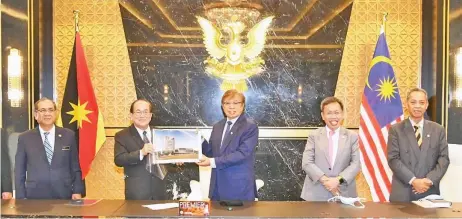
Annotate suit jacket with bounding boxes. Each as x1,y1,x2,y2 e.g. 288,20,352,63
1,128,12,193
387,119,450,202
202,114,259,201
301,127,360,201
14,127,84,199
114,124,166,200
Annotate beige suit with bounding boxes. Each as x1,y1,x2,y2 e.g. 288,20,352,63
387,119,449,202
301,127,360,201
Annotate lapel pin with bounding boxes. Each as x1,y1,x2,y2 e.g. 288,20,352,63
427,134,430,137
231,132,233,135
58,134,62,138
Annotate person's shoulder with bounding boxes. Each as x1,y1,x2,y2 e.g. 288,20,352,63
390,119,407,130
342,127,357,137
18,129,37,138
307,127,324,138
115,126,132,138
57,127,76,135
243,115,257,126
425,120,445,131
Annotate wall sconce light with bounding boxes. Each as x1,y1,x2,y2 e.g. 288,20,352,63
163,84,169,102
7,48,23,107
297,84,303,103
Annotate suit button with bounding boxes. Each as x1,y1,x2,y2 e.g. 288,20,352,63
329,168,331,170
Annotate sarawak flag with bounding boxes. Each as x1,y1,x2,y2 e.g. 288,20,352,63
60,32,106,179
358,25,404,202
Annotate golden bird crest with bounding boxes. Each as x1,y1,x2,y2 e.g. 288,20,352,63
196,15,274,91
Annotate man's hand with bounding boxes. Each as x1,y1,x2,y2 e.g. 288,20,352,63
323,177,340,192
141,143,154,156
330,188,340,196
196,156,211,167
72,194,82,200
320,175,340,194
411,178,431,194
423,178,433,185
2,192,12,199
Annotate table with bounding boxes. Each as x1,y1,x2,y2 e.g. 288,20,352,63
2,199,462,218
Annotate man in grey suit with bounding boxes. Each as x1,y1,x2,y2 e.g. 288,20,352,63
388,88,449,202
15,98,83,199
301,97,360,201
114,99,167,200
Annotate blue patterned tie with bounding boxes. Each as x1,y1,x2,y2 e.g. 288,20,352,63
44,132,53,164
221,121,233,148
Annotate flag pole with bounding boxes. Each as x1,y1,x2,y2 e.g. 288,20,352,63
73,10,80,33
382,12,388,33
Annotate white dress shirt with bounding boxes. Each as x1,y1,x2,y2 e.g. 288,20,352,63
39,125,56,154
136,126,152,160
409,118,424,139
407,118,431,185
211,116,240,168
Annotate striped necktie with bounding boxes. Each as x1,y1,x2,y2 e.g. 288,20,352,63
44,132,53,164
414,125,422,147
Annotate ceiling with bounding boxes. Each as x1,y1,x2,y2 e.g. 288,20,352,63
118,0,353,60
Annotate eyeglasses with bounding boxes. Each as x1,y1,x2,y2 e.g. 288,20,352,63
223,102,242,106
133,111,151,116
36,108,56,113
325,111,342,116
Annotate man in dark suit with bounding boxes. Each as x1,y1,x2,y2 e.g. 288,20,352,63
114,99,167,200
15,98,83,199
1,128,13,199
197,89,259,201
388,88,450,202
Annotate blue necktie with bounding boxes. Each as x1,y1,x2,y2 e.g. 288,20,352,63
44,132,53,164
221,121,233,147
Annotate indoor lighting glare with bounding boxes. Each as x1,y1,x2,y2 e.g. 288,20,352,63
7,48,23,107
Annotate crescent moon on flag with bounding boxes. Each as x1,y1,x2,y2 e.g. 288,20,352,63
366,56,393,90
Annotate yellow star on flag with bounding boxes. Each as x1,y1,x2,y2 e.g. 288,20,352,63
375,76,398,102
66,99,93,128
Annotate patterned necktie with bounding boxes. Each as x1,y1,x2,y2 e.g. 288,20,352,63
328,130,335,168
143,130,167,180
142,131,149,144
44,132,53,164
221,121,233,148
414,125,422,147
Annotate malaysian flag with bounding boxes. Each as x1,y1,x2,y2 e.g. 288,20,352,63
359,25,404,202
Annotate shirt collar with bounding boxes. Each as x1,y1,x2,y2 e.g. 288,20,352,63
325,126,340,135
409,118,424,128
135,125,150,134
227,115,240,124
39,125,55,135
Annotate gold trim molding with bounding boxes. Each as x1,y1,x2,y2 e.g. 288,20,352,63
104,127,329,139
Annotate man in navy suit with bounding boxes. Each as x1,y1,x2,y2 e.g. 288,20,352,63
15,98,83,199
197,89,259,201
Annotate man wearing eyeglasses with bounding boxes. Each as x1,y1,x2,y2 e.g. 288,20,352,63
15,98,84,199
301,97,360,201
114,99,167,200
197,89,259,201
